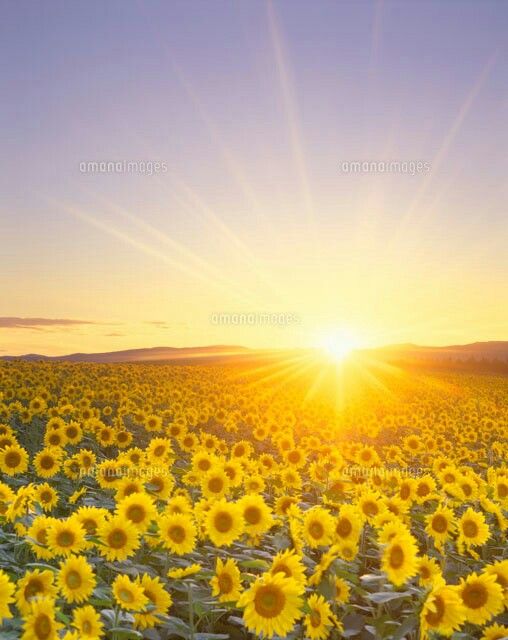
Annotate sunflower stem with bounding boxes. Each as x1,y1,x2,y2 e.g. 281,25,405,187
187,583,195,639
112,605,120,640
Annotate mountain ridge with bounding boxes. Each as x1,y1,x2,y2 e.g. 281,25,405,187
1,341,508,363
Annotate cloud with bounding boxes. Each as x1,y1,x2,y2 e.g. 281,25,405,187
104,332,125,337
0,317,96,330
145,321,189,329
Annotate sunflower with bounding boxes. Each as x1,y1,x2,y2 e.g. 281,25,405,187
334,504,363,545
275,495,299,516
46,516,86,557
0,443,29,476
158,512,197,554
146,437,173,462
308,545,342,586
201,467,231,499
284,447,307,468
26,516,56,560
420,580,465,639
458,572,504,625
57,555,96,603
334,577,350,604
33,484,59,512
76,449,96,472
75,506,108,544
0,482,14,516
309,461,329,485
115,476,145,500
244,473,266,494
223,459,244,487
377,518,411,544
116,492,156,532
258,454,276,475
112,574,148,612
481,623,508,640
269,549,306,586
96,460,123,490
63,421,83,444
97,514,140,561
0,434,16,451
381,533,419,586
303,507,335,548
44,428,65,448
72,605,104,639
238,494,274,537
192,450,216,474
179,432,199,452
134,574,172,629
34,448,63,478
167,563,202,579
493,477,508,506
116,429,133,449
357,490,386,522
280,467,302,491
383,496,409,518
145,473,173,500
0,569,15,620
144,414,163,433
182,470,200,487
0,423,14,437
238,572,303,639
21,598,62,640
397,477,415,504
417,555,442,587
403,434,422,454
304,593,339,640
69,487,87,505
425,505,456,549
231,440,252,460
205,499,244,547
456,476,480,502
414,475,438,504
5,484,35,522
457,507,490,552
160,497,188,518
210,558,242,603
97,425,116,447
29,396,46,414
63,458,82,481
484,559,508,605
16,569,57,614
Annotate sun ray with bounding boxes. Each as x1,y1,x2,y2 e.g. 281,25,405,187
51,200,266,308
396,50,499,233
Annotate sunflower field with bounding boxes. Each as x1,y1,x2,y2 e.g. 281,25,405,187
0,360,507,640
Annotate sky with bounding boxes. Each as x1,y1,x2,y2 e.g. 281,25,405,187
1,1,507,356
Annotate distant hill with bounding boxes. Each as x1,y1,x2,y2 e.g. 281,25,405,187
362,341,508,362
0,345,253,364
1,341,508,368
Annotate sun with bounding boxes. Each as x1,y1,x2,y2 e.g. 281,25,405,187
317,329,361,362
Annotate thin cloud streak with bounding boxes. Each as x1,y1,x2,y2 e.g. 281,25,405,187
0,317,96,329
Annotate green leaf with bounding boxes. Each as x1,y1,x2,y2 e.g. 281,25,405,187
367,590,413,604
107,629,143,639
390,614,418,640
342,613,366,637
161,616,193,639
239,559,269,570
56,611,71,625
